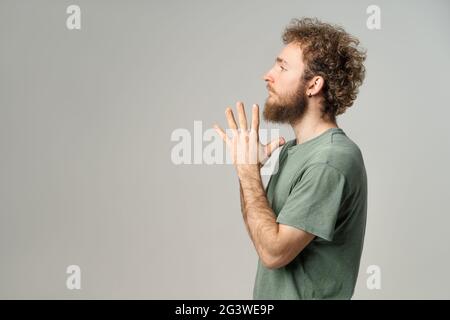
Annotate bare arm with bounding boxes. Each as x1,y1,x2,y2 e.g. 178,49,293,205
238,170,280,268
239,182,252,240
240,172,315,269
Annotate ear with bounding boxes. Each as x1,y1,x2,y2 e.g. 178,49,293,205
306,76,325,97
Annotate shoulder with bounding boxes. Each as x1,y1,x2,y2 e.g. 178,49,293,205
309,133,366,181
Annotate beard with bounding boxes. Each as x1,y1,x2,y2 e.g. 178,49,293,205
263,80,308,124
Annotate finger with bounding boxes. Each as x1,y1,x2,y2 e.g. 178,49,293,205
236,101,248,131
213,124,230,145
225,108,239,135
266,137,286,156
251,104,259,132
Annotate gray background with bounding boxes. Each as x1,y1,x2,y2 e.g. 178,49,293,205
1,0,449,299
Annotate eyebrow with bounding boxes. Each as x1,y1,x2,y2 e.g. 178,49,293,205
276,57,289,66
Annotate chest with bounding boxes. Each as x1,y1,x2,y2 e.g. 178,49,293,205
266,153,307,215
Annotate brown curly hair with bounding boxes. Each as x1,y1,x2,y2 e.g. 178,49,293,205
282,18,367,121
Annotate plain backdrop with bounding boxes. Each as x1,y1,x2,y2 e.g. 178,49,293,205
1,0,450,299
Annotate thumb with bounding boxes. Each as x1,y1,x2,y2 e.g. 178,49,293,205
266,136,286,156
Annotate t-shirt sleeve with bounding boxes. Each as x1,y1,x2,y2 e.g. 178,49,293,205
275,163,347,241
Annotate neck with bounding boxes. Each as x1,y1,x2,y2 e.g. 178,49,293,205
290,107,338,145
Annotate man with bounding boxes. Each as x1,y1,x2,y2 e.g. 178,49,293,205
213,18,367,299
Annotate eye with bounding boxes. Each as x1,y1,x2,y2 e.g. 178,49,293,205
279,65,287,71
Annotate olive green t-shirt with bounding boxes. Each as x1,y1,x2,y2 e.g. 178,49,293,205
253,128,367,300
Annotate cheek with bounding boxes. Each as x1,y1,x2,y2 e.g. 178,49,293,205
284,76,302,94
275,77,297,96
272,71,300,94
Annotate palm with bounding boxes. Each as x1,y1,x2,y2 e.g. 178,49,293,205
214,101,285,167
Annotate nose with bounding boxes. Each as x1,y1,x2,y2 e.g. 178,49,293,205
263,70,273,83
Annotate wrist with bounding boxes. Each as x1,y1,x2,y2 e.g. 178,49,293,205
238,165,262,183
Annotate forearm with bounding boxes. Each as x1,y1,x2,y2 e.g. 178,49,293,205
239,171,279,264
239,183,254,242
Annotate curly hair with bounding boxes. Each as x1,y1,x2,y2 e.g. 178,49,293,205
282,18,367,120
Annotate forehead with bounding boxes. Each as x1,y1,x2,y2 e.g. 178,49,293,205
278,42,303,68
